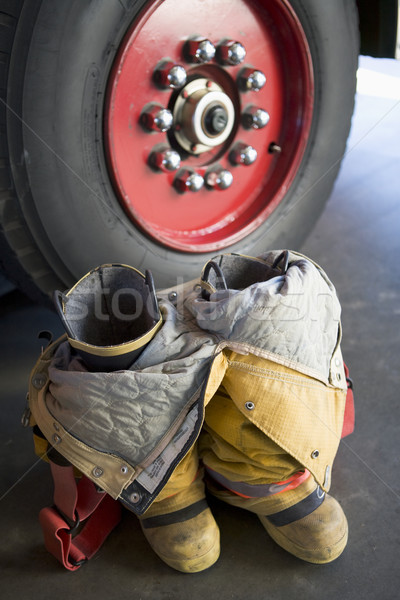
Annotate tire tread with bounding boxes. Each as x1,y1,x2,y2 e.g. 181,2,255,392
0,0,61,302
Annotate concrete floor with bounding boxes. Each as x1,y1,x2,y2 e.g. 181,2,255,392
1,55,400,599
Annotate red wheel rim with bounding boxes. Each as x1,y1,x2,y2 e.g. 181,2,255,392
105,0,314,252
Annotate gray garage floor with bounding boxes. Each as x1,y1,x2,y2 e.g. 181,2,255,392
1,55,400,599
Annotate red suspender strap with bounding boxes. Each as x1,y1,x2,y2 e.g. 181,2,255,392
341,363,355,438
39,462,122,571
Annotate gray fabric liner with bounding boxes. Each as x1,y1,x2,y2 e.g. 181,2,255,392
46,250,343,475
63,265,157,346
47,302,216,467
191,251,341,379
205,254,281,291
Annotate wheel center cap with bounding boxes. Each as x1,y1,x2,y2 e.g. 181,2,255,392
204,105,229,135
172,78,235,154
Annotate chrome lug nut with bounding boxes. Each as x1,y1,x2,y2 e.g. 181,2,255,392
140,103,173,132
238,67,266,92
229,142,258,166
174,169,204,193
149,146,181,172
205,167,234,190
242,106,270,129
167,65,187,88
154,59,187,89
217,40,246,65
184,37,216,63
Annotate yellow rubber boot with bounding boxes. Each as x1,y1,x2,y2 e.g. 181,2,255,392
139,448,220,573
259,493,348,564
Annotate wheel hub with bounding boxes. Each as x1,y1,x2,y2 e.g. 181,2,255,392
172,78,235,154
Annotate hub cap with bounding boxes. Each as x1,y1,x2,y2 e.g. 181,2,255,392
105,0,314,252
173,78,235,153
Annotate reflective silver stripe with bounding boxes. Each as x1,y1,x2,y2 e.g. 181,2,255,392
206,467,308,498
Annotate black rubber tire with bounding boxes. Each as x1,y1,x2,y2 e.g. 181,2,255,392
0,0,359,295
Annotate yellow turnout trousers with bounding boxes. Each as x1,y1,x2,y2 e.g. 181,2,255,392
148,346,345,518
199,381,318,515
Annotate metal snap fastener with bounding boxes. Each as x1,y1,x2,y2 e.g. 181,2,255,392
311,449,320,459
53,422,60,431
129,492,141,504
121,465,129,475
52,434,61,444
168,291,178,301
92,466,104,478
245,401,255,411
32,374,47,389
336,373,342,381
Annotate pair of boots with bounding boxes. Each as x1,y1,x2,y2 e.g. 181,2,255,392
139,382,348,573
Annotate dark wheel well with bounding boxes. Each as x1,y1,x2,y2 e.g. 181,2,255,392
357,0,398,58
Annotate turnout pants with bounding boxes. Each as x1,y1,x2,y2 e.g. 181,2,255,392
147,347,344,518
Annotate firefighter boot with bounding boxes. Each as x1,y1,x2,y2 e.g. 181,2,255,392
139,448,220,573
207,475,347,564
258,492,348,564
